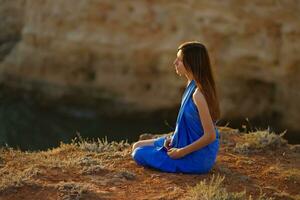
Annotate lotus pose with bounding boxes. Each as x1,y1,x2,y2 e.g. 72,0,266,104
131,41,221,174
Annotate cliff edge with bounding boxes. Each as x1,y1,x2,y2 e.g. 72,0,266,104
0,126,299,200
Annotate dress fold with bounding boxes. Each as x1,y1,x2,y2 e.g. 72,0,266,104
132,80,220,174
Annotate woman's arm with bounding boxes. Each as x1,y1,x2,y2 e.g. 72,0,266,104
181,89,216,156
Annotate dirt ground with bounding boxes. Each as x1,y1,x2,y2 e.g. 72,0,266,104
0,126,299,200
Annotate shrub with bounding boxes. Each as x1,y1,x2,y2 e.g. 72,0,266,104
186,174,273,200
72,132,130,153
234,129,287,154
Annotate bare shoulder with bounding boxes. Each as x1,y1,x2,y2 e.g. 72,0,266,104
192,88,207,107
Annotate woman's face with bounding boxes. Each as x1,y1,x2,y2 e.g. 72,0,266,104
173,49,188,76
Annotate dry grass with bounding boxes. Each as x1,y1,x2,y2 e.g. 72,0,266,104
1,127,298,200
281,168,300,182
234,128,288,154
0,147,42,192
72,133,131,153
0,165,42,192
55,181,90,200
186,174,274,200
0,135,132,194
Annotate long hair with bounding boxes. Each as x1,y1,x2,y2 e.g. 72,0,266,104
178,41,221,122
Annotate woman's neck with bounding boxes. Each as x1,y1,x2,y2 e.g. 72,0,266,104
185,73,194,85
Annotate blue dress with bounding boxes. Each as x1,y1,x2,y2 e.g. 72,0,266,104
131,80,220,174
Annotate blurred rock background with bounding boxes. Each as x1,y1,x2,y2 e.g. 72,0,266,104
0,0,299,149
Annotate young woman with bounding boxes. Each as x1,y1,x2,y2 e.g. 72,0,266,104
131,41,221,174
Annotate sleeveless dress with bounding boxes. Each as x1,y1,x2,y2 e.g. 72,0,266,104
131,79,220,174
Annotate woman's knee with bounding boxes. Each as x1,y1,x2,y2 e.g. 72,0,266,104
131,147,139,158
132,141,143,151
131,147,145,165
132,139,155,151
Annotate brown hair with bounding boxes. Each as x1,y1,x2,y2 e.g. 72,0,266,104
178,41,221,122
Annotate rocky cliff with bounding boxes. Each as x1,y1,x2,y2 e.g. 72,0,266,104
0,0,300,130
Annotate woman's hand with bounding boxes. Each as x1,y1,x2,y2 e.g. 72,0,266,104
167,148,187,159
163,136,172,150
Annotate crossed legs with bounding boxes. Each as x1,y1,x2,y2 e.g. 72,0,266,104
131,138,156,152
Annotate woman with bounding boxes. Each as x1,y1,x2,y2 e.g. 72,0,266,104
131,41,221,174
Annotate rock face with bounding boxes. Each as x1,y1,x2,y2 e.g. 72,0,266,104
0,1,299,130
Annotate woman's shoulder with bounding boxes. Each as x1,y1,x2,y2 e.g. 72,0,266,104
192,88,205,103
192,88,211,112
